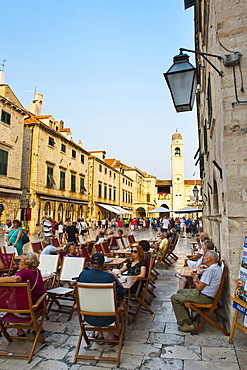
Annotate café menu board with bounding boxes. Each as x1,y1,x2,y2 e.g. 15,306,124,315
235,236,247,305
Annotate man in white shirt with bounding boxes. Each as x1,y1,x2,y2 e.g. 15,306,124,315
4,219,13,245
41,238,57,255
161,217,169,232
171,250,222,332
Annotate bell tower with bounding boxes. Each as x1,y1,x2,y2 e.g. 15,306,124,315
171,131,185,211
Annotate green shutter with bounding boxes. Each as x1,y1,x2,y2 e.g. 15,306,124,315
207,74,212,128
0,149,8,175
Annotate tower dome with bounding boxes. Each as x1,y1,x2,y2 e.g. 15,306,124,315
172,132,182,140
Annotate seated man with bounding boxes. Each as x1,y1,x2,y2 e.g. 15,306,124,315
77,253,126,345
41,238,57,255
177,240,216,289
184,232,210,266
171,250,222,332
157,233,169,255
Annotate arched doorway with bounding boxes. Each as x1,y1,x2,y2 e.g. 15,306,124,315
44,202,51,216
160,204,171,218
136,207,146,218
57,203,63,221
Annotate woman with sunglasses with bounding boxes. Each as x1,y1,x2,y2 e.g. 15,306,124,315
119,245,146,293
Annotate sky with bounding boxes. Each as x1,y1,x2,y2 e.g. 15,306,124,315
1,0,199,180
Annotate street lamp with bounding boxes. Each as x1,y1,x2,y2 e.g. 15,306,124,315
163,52,198,112
193,185,199,205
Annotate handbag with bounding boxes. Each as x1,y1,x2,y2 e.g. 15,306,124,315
21,229,30,245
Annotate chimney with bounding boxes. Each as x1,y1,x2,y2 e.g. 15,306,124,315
78,139,83,147
29,93,43,116
0,71,5,84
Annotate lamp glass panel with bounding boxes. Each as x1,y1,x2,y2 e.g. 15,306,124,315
166,69,195,107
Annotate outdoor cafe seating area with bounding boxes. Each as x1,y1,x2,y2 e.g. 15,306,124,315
0,232,232,368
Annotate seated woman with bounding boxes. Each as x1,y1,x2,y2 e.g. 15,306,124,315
119,245,146,293
138,240,151,259
0,252,46,336
63,242,82,257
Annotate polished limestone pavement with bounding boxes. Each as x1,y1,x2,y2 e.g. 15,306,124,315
0,229,246,369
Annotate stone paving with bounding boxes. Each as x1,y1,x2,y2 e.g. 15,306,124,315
0,230,246,369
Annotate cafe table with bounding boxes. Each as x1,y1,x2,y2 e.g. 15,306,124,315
104,257,128,268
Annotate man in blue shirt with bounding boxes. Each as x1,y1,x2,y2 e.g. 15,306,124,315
77,253,126,345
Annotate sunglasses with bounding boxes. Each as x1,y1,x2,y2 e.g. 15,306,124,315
131,250,138,253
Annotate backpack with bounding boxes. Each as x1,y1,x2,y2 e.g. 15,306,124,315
21,229,30,245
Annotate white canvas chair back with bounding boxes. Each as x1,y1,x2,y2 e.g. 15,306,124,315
77,283,116,314
60,257,85,281
5,245,18,256
39,254,59,273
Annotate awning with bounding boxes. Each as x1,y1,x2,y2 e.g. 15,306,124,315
112,206,132,215
148,206,173,213
98,203,125,215
174,206,202,214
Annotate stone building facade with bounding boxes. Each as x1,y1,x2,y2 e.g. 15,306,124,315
22,105,89,234
0,79,27,224
193,0,247,317
88,152,133,219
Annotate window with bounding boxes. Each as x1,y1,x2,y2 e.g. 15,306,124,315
80,177,86,193
0,149,8,175
109,187,112,200
125,192,128,202
109,170,112,177
113,188,116,201
71,174,76,192
122,190,125,202
146,194,150,202
61,143,66,153
99,164,102,172
81,154,84,163
113,173,116,179
105,168,107,174
104,185,107,199
47,166,55,187
72,149,76,158
48,137,55,147
98,183,102,197
60,171,65,190
123,178,125,184
1,110,11,125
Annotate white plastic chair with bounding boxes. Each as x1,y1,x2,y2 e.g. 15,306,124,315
74,282,125,367
47,257,85,320
5,245,18,256
39,254,59,274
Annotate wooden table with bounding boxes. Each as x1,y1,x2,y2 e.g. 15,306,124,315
180,266,205,277
104,258,128,268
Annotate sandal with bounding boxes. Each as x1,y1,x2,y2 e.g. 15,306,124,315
95,335,105,345
108,334,119,347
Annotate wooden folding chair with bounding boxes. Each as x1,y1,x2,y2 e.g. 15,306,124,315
0,281,47,363
153,239,172,269
184,261,229,336
0,252,16,276
73,282,126,368
39,254,60,289
101,241,114,256
94,243,103,253
31,242,43,254
47,257,85,320
81,246,91,263
129,257,154,323
51,238,60,248
87,241,94,255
